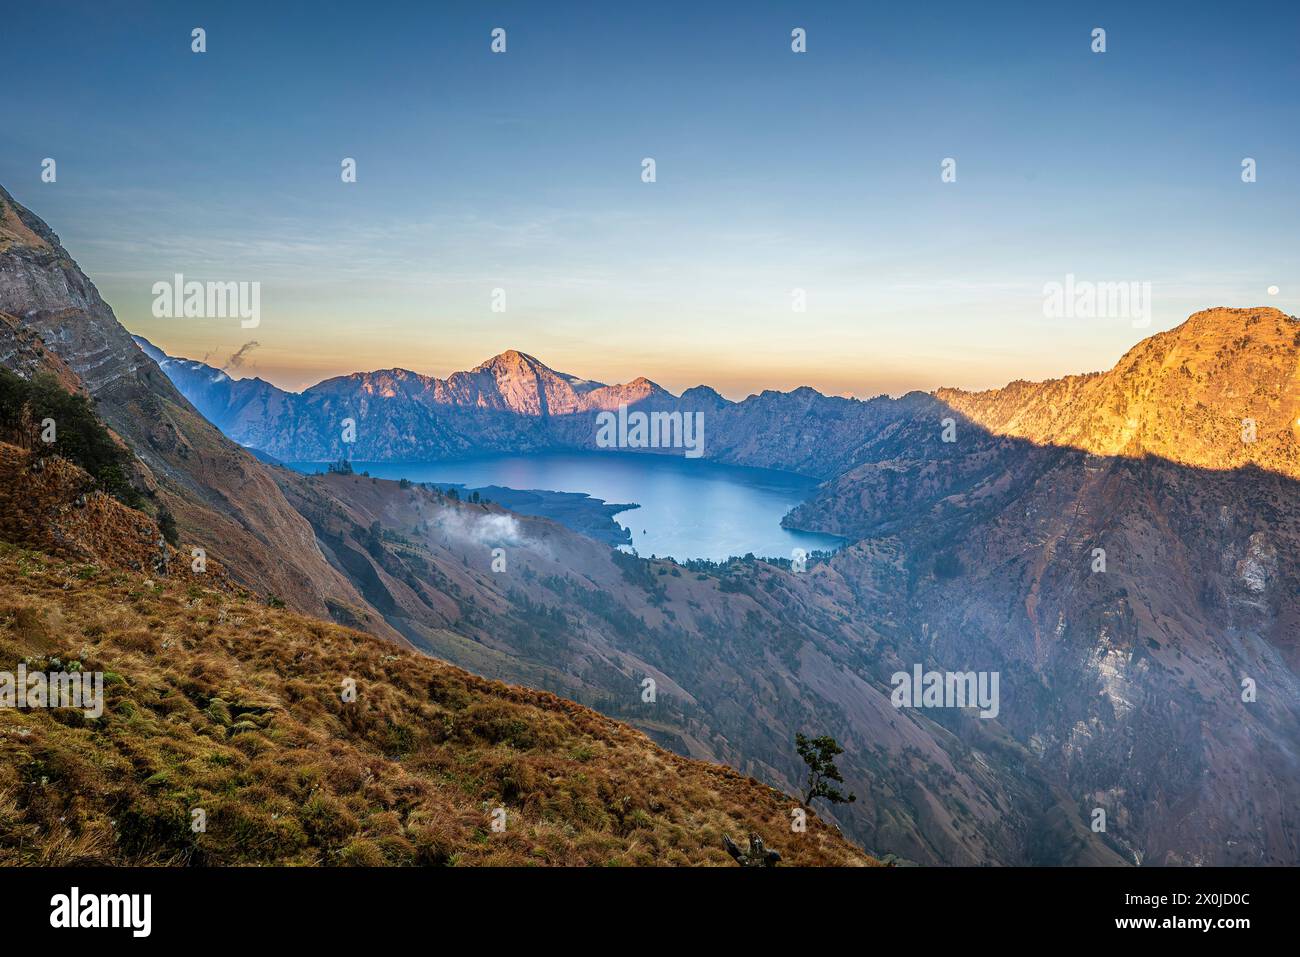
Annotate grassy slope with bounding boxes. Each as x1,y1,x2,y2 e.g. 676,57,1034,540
0,540,873,866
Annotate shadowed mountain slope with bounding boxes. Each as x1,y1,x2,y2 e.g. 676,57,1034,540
783,310,1300,864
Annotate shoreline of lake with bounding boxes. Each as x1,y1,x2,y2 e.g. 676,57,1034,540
287,451,844,562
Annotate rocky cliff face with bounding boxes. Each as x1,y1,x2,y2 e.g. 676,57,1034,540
0,184,388,637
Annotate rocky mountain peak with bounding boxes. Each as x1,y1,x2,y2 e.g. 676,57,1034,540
474,348,547,373
939,305,1300,479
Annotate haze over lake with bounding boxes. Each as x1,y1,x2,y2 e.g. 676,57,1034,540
295,452,843,562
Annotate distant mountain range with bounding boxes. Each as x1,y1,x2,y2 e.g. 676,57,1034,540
132,337,921,477
3,180,1297,866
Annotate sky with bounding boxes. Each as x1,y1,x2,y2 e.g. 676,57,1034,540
2,0,1297,398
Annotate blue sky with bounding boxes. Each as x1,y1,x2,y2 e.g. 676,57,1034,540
2,0,1297,397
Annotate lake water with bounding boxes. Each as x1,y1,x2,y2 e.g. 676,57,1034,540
299,452,843,562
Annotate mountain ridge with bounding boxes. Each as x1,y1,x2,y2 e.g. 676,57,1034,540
137,303,1298,486
143,301,1289,404
131,334,922,477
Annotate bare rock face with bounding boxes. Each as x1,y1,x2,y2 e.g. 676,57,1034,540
0,310,84,391
0,193,141,397
1234,531,1277,596
0,183,388,637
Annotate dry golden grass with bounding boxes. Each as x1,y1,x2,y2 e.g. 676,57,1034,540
0,542,875,867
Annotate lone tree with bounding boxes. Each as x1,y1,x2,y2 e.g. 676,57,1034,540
796,733,856,807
